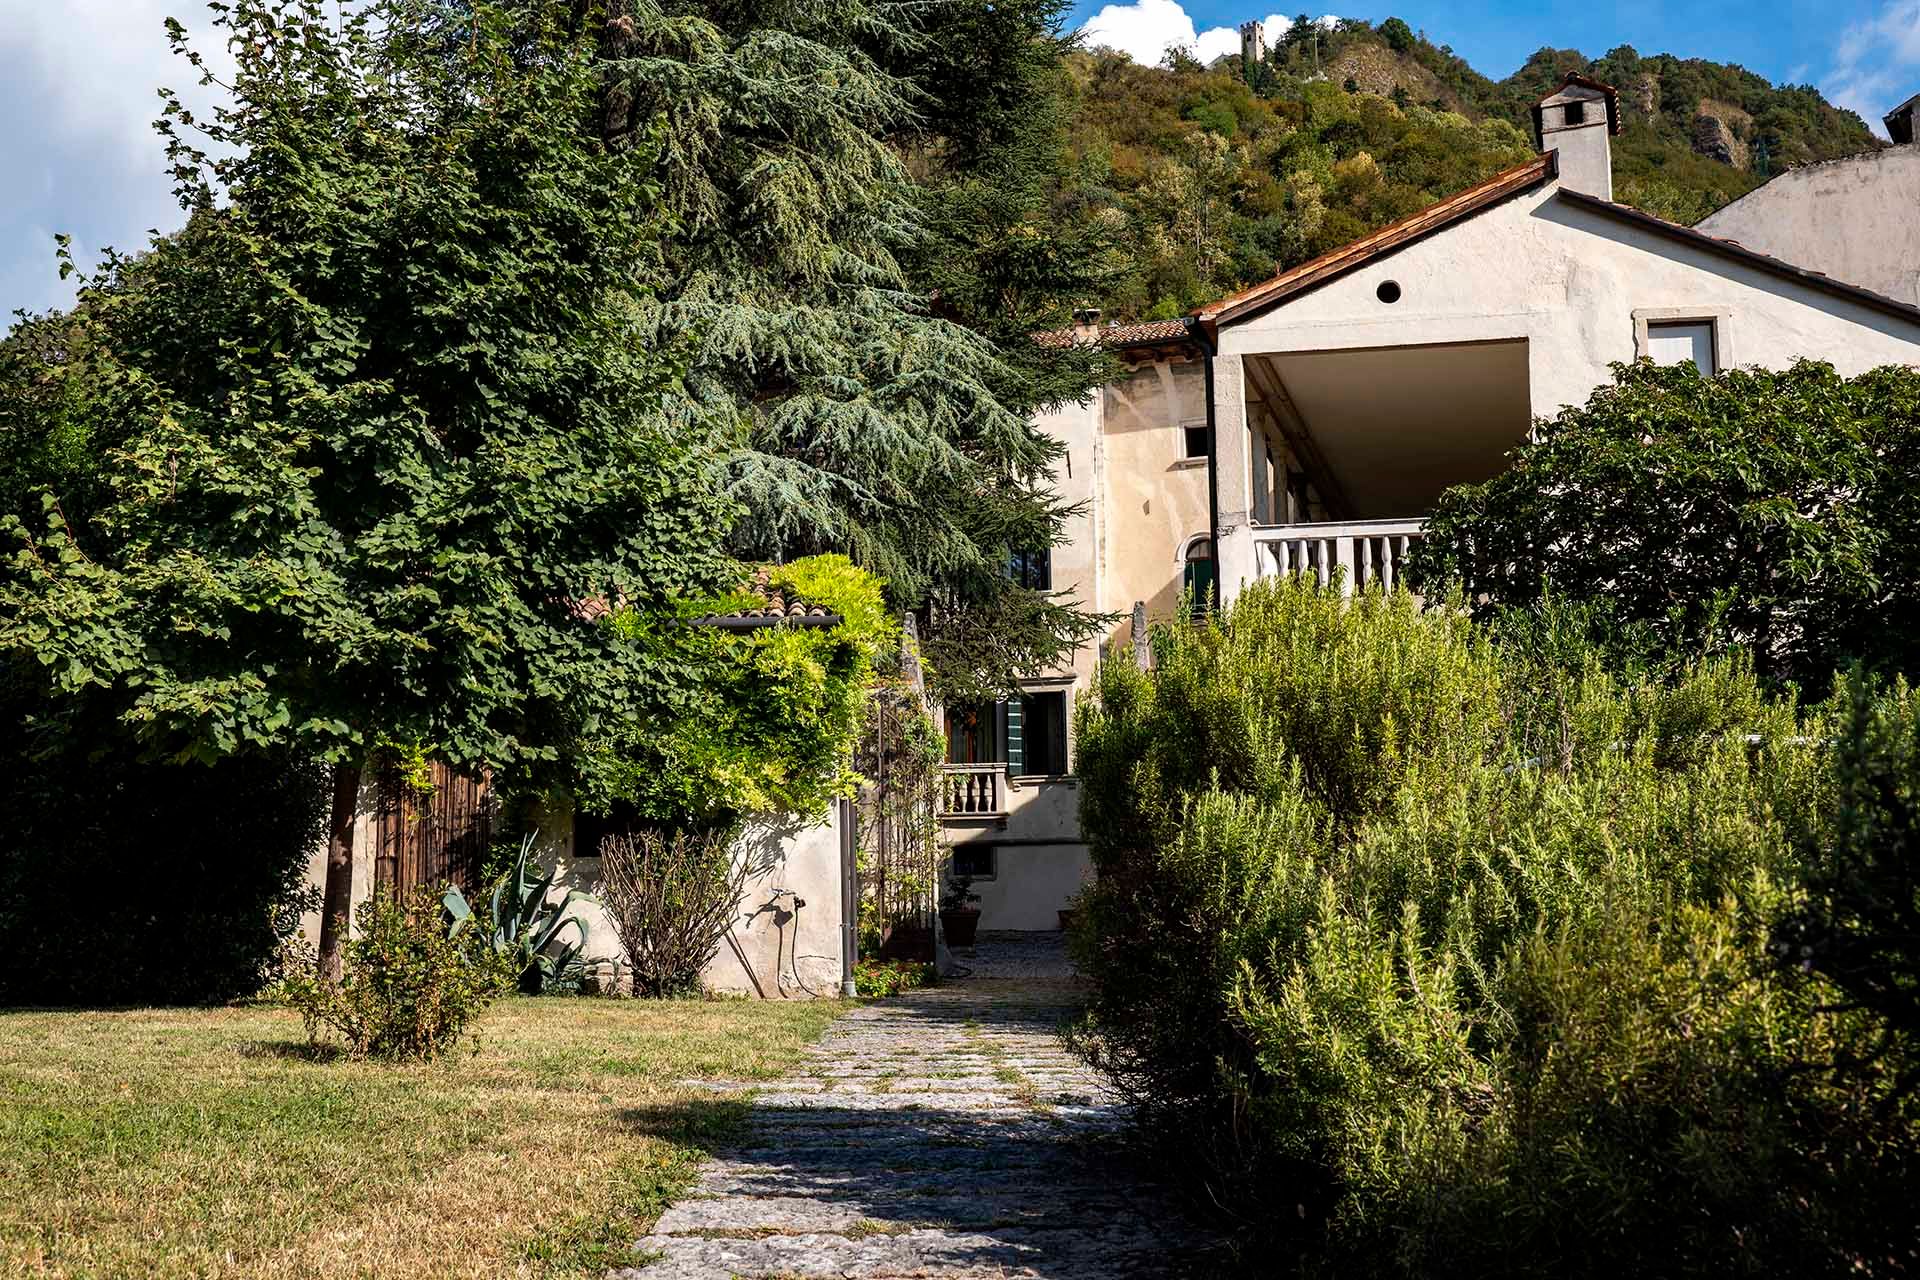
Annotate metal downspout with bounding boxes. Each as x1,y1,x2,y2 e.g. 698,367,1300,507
839,795,858,997
1191,318,1222,613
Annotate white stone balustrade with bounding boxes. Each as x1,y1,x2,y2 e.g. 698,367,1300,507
1253,517,1426,595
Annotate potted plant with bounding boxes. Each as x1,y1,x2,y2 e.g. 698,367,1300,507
938,874,982,949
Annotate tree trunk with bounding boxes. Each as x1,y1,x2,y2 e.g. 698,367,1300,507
317,761,361,985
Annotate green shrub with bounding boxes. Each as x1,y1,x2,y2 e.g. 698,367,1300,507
283,887,513,1060
1413,359,1920,690
579,555,893,829
852,958,936,998
1775,672,1920,1048
596,828,745,997
1071,575,1916,1273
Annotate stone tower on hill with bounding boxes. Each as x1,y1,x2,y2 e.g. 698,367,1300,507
1240,19,1266,66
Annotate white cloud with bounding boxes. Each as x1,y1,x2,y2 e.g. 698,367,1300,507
1195,25,1241,62
1,2,235,316
1822,0,1920,137
1079,3,1335,67
1079,0,1212,64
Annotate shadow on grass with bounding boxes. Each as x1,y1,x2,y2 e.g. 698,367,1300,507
517,1098,754,1278
232,1038,346,1063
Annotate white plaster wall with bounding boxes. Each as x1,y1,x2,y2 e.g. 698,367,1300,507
1697,148,1920,307
941,776,1083,851
305,799,848,998
1001,776,1082,841
297,776,383,949
1097,360,1214,644
967,844,1093,931
1212,182,1920,601
1217,185,1920,393
548,807,848,999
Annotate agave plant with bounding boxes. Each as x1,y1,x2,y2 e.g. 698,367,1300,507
445,835,594,994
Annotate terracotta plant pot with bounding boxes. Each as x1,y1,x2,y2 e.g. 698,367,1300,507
940,908,981,948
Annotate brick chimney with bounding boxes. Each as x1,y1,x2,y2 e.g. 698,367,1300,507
1533,73,1622,201
1071,307,1102,344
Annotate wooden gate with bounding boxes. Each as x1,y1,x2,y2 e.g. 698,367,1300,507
371,761,493,894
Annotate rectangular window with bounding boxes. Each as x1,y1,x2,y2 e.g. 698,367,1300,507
1564,99,1587,126
1016,691,1068,776
945,703,998,764
951,845,996,880
1009,547,1052,591
1182,422,1210,459
1646,320,1716,375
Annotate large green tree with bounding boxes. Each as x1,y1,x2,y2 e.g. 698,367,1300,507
1412,359,1920,690
598,0,1115,700
0,0,732,979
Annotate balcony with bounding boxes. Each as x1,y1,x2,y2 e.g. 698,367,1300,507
1253,517,1425,595
939,763,1007,821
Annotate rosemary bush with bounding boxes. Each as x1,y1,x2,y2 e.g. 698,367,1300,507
1070,575,1918,1274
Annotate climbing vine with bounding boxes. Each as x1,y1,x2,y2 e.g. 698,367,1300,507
854,627,945,955
575,555,896,830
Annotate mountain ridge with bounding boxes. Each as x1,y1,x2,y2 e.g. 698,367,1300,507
1064,18,1886,321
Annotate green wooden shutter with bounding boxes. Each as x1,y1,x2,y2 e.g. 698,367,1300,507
1185,557,1216,615
1004,698,1023,774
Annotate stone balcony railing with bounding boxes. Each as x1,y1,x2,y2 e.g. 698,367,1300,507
938,763,1007,820
1253,517,1426,595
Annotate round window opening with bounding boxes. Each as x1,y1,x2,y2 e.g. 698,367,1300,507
1376,279,1403,304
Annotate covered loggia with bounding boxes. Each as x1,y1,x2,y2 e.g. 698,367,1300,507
1234,338,1533,590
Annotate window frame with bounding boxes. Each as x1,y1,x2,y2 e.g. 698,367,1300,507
1180,419,1210,462
1009,546,1052,592
1632,307,1733,375
950,845,997,881
1013,690,1069,778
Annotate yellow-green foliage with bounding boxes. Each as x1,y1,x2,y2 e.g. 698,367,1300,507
1070,575,1917,1274
583,555,894,827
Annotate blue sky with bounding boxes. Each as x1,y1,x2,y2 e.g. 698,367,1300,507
2,1,1916,320
1073,1,1917,123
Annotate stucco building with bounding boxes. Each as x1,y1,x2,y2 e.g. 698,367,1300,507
1694,93,1920,307
946,73,1920,931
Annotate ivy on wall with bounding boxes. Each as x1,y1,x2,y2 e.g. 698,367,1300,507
575,555,897,829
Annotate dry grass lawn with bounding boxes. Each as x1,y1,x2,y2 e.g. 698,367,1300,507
0,996,845,1279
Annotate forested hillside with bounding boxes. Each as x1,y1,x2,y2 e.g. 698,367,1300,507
1066,18,1884,321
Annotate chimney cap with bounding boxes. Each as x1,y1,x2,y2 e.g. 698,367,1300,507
1531,72,1622,146
1886,93,1919,145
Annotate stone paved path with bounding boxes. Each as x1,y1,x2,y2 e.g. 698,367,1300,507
615,934,1214,1279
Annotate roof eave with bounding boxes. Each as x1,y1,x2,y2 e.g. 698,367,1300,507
1557,189,1920,329
693,612,845,631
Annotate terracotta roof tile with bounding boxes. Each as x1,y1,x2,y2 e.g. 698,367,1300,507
693,569,838,627
1034,318,1195,349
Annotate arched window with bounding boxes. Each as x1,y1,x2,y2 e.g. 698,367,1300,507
1182,537,1215,616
